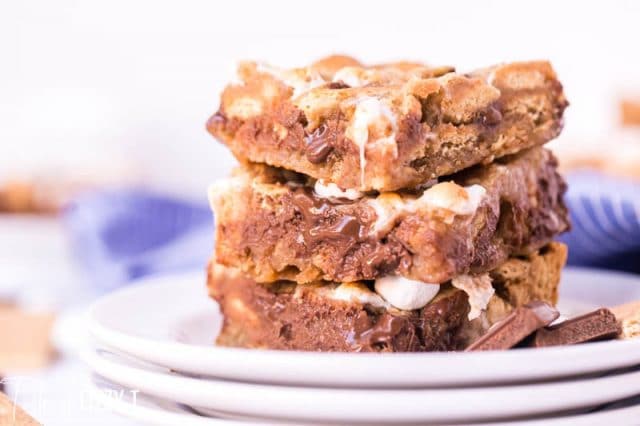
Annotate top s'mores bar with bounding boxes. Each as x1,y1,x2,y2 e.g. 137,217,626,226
208,55,568,192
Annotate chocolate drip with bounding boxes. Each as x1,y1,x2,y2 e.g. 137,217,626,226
305,123,334,164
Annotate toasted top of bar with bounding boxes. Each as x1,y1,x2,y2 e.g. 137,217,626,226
208,55,567,191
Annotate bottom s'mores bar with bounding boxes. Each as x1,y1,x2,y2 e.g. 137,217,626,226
208,243,567,352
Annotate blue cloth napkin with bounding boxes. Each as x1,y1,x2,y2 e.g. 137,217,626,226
559,172,640,273
64,190,213,291
63,172,640,290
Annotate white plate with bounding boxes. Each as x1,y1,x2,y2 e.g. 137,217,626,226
88,375,245,426
85,349,640,425
89,371,640,426
88,267,640,388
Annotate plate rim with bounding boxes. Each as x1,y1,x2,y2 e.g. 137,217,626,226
89,372,640,426
84,349,640,424
88,266,640,387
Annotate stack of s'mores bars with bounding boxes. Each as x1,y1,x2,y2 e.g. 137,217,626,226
205,55,570,352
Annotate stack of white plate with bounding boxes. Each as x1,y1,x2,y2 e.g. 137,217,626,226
84,267,640,425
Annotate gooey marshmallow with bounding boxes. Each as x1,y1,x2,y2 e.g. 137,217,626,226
374,276,440,311
346,97,397,188
367,182,487,236
314,180,364,201
257,63,326,99
451,273,494,320
331,282,388,308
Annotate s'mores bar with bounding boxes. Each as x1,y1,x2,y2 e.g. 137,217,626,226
210,147,568,285
205,55,571,353
207,56,567,192
621,98,640,126
208,243,567,352
0,181,57,214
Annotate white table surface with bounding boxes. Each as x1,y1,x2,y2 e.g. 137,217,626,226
0,217,137,425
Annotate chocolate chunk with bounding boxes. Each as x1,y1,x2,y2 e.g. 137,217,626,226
466,301,559,351
481,106,503,126
290,190,365,251
207,111,227,128
305,123,335,164
309,215,362,242
356,313,407,347
530,308,621,348
326,81,351,89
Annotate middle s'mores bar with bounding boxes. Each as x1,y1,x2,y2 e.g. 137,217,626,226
210,147,569,285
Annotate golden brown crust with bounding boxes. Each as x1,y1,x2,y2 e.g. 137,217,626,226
208,243,566,352
207,56,567,191
611,300,640,340
211,148,569,284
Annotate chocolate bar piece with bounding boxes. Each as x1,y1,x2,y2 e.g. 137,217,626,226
530,308,621,347
466,301,559,351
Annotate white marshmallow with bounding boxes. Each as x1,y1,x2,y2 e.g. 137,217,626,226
367,182,486,237
367,193,406,235
257,63,326,98
415,182,486,216
374,276,440,311
314,180,364,201
451,273,494,320
346,97,397,188
332,67,365,87
330,282,388,308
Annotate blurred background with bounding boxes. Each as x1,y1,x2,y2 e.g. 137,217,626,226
4,0,640,197
1,0,639,423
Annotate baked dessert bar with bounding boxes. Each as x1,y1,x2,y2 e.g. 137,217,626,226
208,243,567,352
0,181,57,214
621,98,640,126
210,147,569,285
207,56,567,191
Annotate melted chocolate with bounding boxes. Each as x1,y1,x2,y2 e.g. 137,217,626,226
326,81,351,90
291,190,365,251
361,314,406,345
304,123,334,164
350,311,408,351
